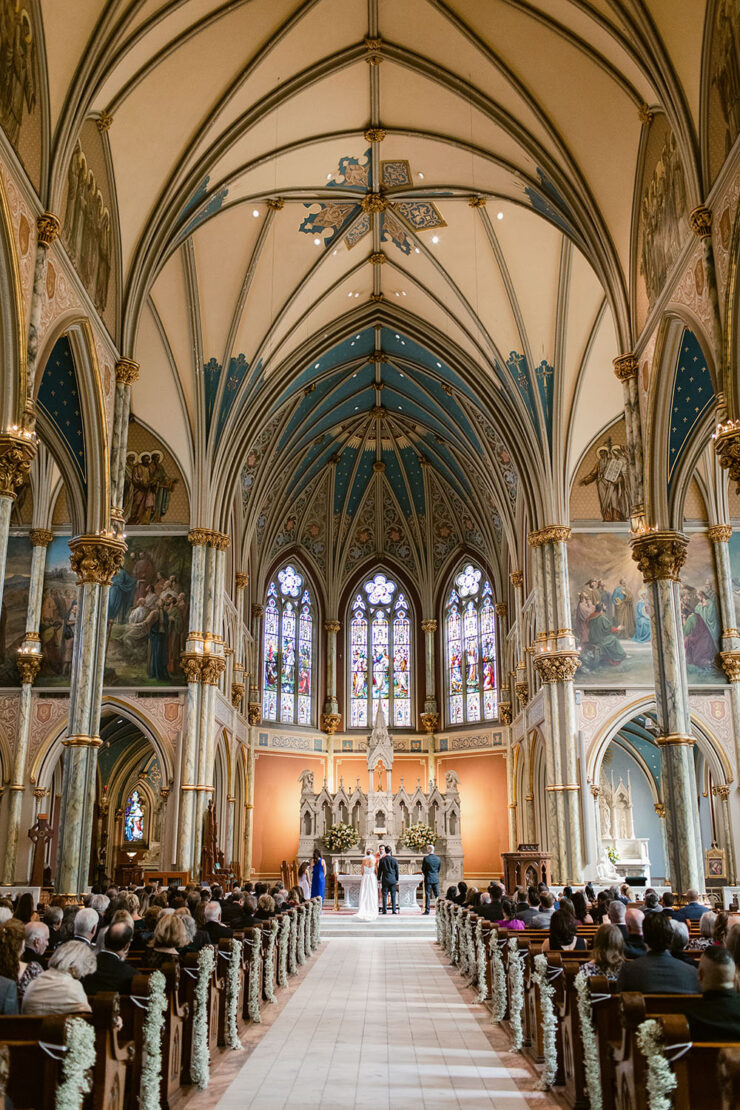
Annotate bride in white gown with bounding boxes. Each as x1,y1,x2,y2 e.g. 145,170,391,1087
354,848,379,921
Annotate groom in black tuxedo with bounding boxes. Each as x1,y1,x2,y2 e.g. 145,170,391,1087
378,845,399,914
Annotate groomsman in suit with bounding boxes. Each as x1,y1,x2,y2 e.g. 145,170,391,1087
422,843,441,914
378,845,399,914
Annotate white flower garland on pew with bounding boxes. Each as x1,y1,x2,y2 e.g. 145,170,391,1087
137,969,166,1110
449,905,459,965
436,901,444,946
635,1019,678,1110
507,937,524,1051
296,907,306,966
490,933,507,1023
278,915,290,987
190,945,216,1089
288,908,298,975
465,916,477,981
223,939,244,1051
55,1016,96,1110
533,953,557,1089
263,918,279,1003
462,915,473,978
476,920,489,1002
246,932,262,1023
574,969,603,1110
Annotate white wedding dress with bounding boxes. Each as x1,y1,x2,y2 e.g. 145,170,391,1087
354,861,379,921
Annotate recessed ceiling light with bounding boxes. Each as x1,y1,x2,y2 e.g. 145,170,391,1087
431,235,439,244
395,334,400,339
436,362,442,367
315,363,320,369
415,247,420,254
314,237,321,245
418,172,424,179
327,173,332,180
395,291,400,297
401,291,406,296
356,334,361,339
252,209,260,218
497,211,504,220
354,292,360,298
398,405,402,409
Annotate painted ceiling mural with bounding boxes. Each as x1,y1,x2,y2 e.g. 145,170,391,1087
0,0,43,188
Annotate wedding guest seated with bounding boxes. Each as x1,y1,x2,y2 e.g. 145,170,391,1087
669,920,694,963
64,908,98,949
464,887,479,908
594,892,611,924
131,906,162,952
82,922,136,996
255,895,275,921
543,909,586,953
13,893,39,925
21,921,49,996
727,923,740,988
558,897,576,920
43,907,63,953
175,910,208,953
513,889,529,919
538,883,559,909
517,888,542,927
455,882,468,906
22,941,96,1015
660,891,676,916
488,883,504,902
0,905,12,927
674,889,710,923
286,887,303,908
692,911,717,950
529,893,556,929
584,882,596,902
144,913,188,968
685,946,740,1041
445,886,458,902
494,898,525,931
476,893,497,923
222,892,247,926
241,896,257,927
619,884,633,904
581,924,625,980
617,911,699,993
624,908,646,957
572,891,593,925
204,901,233,942
254,882,268,898
608,900,628,942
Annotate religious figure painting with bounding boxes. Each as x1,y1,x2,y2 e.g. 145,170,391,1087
707,0,740,183
38,538,80,685
123,421,189,525
0,0,41,186
571,420,630,522
635,114,688,325
62,141,112,314
0,537,32,685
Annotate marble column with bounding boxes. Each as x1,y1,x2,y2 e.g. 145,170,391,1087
176,529,208,873
420,618,439,733
56,534,126,896
506,744,517,847
689,207,723,374
613,355,645,530
109,359,138,535
232,572,248,709
630,530,704,893
0,433,36,606
244,685,260,879
321,619,341,733
24,214,60,428
712,784,736,883
225,794,236,866
706,524,740,778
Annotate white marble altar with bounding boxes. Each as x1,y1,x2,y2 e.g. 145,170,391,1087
597,769,651,885
338,872,424,910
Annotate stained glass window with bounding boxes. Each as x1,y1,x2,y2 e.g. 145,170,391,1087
349,572,413,728
445,565,497,724
124,789,145,842
262,566,314,725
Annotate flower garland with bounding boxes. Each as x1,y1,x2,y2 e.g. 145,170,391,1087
296,906,306,966
449,905,459,965
490,933,507,1023
533,953,557,1089
288,908,298,976
574,969,603,1110
138,969,167,1110
55,1017,95,1110
305,901,314,955
278,915,290,987
507,937,524,1051
246,932,262,1023
465,916,477,982
436,901,444,946
636,1019,678,1110
224,940,243,1051
475,920,489,1002
190,944,215,1089
263,919,279,1004
459,914,470,976
311,897,321,949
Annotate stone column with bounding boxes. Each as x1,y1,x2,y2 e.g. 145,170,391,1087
712,784,736,883
232,572,248,710
24,215,60,429
689,207,723,376
176,653,203,872
506,744,517,847
420,618,439,733
0,433,36,605
56,534,126,896
630,530,704,893
706,524,740,777
225,794,236,866
109,359,138,535
244,688,260,878
321,619,341,734
613,355,645,530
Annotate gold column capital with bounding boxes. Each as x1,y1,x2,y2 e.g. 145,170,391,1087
0,432,36,499
720,650,740,682
613,353,638,382
369,251,386,265
115,357,139,385
712,784,731,801
321,712,341,734
533,650,581,683
528,525,572,546
714,421,740,491
188,527,230,549
231,681,245,708
16,652,42,685
689,205,712,239
235,572,248,589
515,679,529,706
96,109,114,132
421,619,437,634
324,620,341,634
29,528,53,548
495,602,508,619
630,529,688,583
498,701,512,725
468,195,486,207
180,652,203,684
654,802,666,818
420,711,439,733
509,570,523,588
708,524,733,543
68,534,126,585
201,656,226,686
251,604,264,621
36,212,60,246
247,702,262,726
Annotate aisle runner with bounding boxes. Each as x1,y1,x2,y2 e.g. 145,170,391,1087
211,937,559,1110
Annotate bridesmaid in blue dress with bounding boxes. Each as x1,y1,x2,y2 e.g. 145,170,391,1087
310,848,326,901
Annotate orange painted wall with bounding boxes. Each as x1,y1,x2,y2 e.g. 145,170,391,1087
252,753,326,875
436,753,508,876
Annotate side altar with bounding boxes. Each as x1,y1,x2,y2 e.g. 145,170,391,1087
297,708,464,889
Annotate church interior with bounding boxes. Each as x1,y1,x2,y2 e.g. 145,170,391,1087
0,0,739,1105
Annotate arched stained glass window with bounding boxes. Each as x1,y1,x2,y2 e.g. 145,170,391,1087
263,565,314,725
124,789,145,842
446,564,497,724
349,572,413,728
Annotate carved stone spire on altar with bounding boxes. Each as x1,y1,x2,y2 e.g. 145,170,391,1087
367,704,393,793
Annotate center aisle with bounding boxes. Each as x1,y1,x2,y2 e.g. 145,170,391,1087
210,930,560,1110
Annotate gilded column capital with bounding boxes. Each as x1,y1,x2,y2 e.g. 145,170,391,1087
420,711,439,734
247,702,262,726
96,109,114,132
201,656,226,686
231,681,245,707
187,527,231,549
36,212,60,247
370,292,384,303
630,529,688,582
613,354,638,382
115,357,139,385
590,785,602,798
68,534,126,585
528,525,572,546
533,650,581,683
421,619,437,634
321,712,341,734
515,679,529,706
712,784,731,801
509,570,523,588
714,420,740,492
689,205,712,239
29,528,53,548
498,701,512,725
364,36,383,64
160,788,170,801
251,604,264,621
720,651,740,682
16,652,42,685
364,127,387,142
468,195,486,207
324,620,341,634
180,652,203,684
0,432,36,499
654,802,666,818
235,572,248,590
495,602,508,619
708,524,733,543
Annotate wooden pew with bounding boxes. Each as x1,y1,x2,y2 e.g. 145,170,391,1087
0,1014,76,1110
719,1046,740,1109
126,963,189,1106
640,1013,739,1110
87,992,134,1110
612,992,702,1110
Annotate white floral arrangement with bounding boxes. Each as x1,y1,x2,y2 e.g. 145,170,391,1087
223,939,243,1051
436,900,445,947
449,904,459,965
246,931,262,1023
533,953,558,1089
311,897,321,948
288,908,298,975
400,822,436,851
323,822,359,851
574,969,603,1110
55,1016,95,1110
190,944,215,1088
463,914,476,980
507,937,524,1051
278,914,290,987
475,919,489,1002
296,906,306,966
263,918,279,1003
138,969,167,1110
636,1019,678,1110
490,933,507,1023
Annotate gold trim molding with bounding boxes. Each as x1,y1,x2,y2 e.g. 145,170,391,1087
720,651,740,682
533,651,581,683
656,732,695,746
324,620,341,634
509,570,523,588
235,572,248,589
62,735,103,748
187,528,230,550
36,212,60,247
498,702,512,725
689,205,712,238
0,432,36,499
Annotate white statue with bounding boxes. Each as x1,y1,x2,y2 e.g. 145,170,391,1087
298,769,315,796
595,848,620,882
445,769,460,794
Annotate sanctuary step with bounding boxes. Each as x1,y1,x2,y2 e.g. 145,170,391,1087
320,912,437,938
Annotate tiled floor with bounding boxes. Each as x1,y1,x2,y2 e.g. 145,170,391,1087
203,934,561,1110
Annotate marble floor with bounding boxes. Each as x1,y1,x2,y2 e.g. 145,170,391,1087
187,931,561,1110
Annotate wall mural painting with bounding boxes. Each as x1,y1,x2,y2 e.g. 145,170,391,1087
0,537,32,685
569,531,724,686
707,0,740,184
38,537,78,684
0,0,41,187
636,114,688,327
105,536,191,687
123,422,188,526
572,420,630,522
728,530,740,629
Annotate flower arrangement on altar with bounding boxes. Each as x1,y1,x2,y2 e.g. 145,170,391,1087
401,822,436,851
606,845,620,865
323,822,359,851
